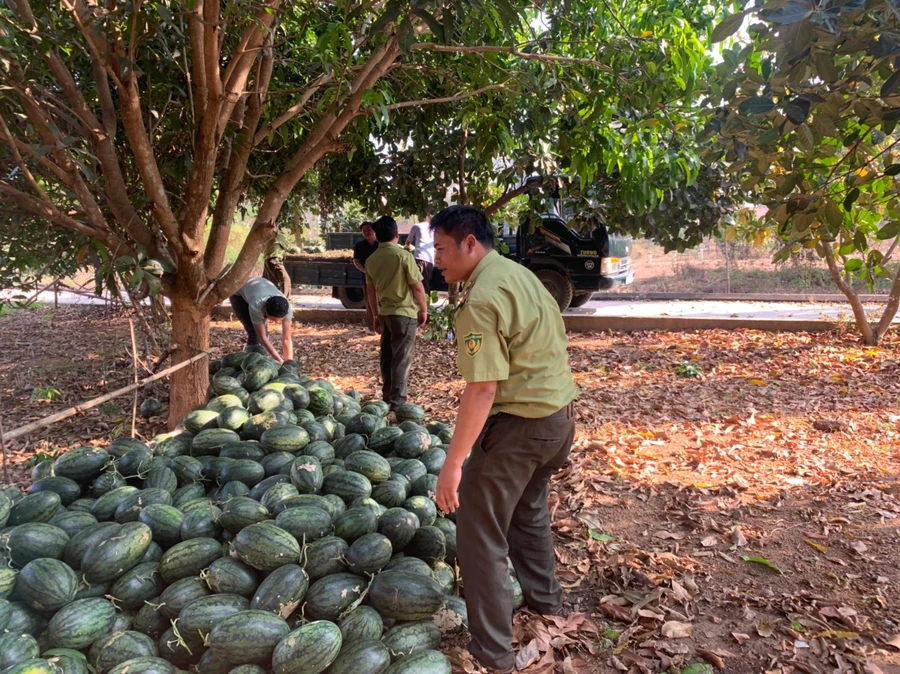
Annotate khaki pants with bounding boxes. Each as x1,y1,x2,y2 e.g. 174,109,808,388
379,315,416,409
457,403,576,671
263,257,291,298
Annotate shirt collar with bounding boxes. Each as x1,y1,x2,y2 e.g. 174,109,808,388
467,249,500,285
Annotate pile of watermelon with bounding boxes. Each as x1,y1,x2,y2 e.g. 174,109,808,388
0,349,527,674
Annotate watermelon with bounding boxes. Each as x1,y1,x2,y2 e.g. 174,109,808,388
49,511,99,538
371,477,410,509
383,621,441,661
274,506,332,542
88,631,158,674
64,522,118,569
54,447,111,482
177,593,250,640
46,651,90,674
230,522,300,571
170,456,206,485
0,633,40,670
118,448,154,479
158,576,210,619
6,602,47,634
220,497,269,533
338,605,383,644
1,660,59,674
207,394,244,413
404,527,446,564
143,466,178,494
207,610,289,664
343,451,391,483
306,388,334,417
9,491,61,525
323,471,372,503
393,431,430,459
431,561,456,595
228,667,266,674
390,459,427,485
0,568,16,599
418,448,446,475
369,571,443,621
133,599,168,640
333,507,378,543
403,496,437,527
260,452,295,477
219,460,265,488
9,523,70,567
29,477,81,507
333,434,367,459
288,456,323,494
248,390,285,415
250,564,308,618
259,482,299,512
156,626,202,668
303,573,365,621
394,404,425,423
345,414,379,437
292,409,316,425
192,429,240,456
219,442,266,462
511,574,525,609
432,596,468,635
108,562,166,610
345,532,392,575
68,498,97,513
82,522,154,583
327,639,391,674
384,650,450,674
16,558,79,611
301,421,331,443
210,480,250,503
31,459,55,480
411,474,438,499
107,657,175,674
202,557,258,597
180,504,223,540
430,518,456,564
107,438,150,458
301,536,349,582
114,488,173,524
361,401,390,417
153,433,194,460
158,537,223,583
138,504,184,546
300,440,334,465
243,362,279,393
218,408,250,432
184,410,220,434
260,423,311,453
212,376,243,397
283,385,310,411
271,620,341,674
383,556,431,576
47,597,117,648
377,508,419,552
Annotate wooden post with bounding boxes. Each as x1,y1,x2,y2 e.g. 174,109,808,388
2,352,208,444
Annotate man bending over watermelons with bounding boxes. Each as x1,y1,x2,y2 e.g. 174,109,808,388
229,277,294,364
431,205,578,674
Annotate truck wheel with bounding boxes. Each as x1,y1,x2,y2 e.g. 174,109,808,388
568,292,594,308
534,269,574,312
335,286,365,310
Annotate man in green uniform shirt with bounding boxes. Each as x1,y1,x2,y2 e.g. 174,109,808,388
262,223,296,297
431,205,578,674
365,216,429,410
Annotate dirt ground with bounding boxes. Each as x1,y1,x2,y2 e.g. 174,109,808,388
1,305,899,674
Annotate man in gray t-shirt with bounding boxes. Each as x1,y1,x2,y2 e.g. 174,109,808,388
229,278,294,363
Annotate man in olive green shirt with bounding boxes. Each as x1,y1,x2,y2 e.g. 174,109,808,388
365,216,428,410
432,205,577,674
262,223,296,297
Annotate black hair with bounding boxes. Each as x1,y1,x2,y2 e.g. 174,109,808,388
372,216,398,243
360,221,374,231
264,296,290,318
429,205,495,248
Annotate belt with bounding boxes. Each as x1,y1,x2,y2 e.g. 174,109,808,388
547,400,575,420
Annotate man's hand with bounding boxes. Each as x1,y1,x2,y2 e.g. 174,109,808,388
417,308,427,327
436,462,463,514
374,321,382,335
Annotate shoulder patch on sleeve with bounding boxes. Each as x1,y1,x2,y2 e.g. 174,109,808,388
463,332,483,357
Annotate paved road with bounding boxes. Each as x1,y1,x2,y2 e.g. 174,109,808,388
3,289,894,330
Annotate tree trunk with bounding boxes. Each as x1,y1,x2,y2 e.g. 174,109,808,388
168,293,210,429
820,242,878,344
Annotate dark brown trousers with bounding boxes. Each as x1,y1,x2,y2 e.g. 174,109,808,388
379,315,416,409
263,257,291,298
457,403,576,671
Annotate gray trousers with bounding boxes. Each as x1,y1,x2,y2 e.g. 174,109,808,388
379,315,416,409
457,403,576,670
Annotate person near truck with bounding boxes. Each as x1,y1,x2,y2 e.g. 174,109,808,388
352,221,378,330
365,215,428,410
431,205,578,674
262,222,296,297
229,277,294,364
405,213,435,294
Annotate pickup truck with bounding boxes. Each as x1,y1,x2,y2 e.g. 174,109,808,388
283,215,633,312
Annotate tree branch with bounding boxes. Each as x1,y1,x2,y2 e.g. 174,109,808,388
371,82,509,113
189,0,208,125
484,184,532,216
253,71,334,146
875,257,900,340
411,42,613,72
819,241,876,344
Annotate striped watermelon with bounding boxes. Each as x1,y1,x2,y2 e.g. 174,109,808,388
250,564,308,618
47,598,117,648
271,621,341,674
230,522,300,571
207,610,289,664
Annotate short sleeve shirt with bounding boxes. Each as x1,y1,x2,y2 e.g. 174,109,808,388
406,222,435,264
237,277,292,325
364,243,423,319
455,251,578,418
353,239,379,268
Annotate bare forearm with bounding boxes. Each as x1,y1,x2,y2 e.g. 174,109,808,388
282,320,293,361
412,283,428,312
353,260,366,273
445,382,497,468
367,284,378,311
